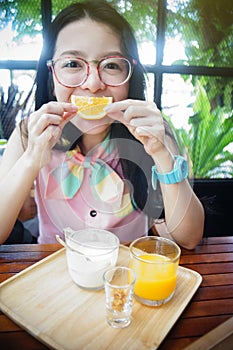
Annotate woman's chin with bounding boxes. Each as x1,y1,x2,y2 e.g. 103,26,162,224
70,115,113,134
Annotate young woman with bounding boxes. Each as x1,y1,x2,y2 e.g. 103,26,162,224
0,0,204,248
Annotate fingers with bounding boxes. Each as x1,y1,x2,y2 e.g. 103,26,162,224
105,99,167,156
28,102,78,140
25,102,78,168
106,100,163,136
106,99,159,121
31,101,78,125
106,99,163,134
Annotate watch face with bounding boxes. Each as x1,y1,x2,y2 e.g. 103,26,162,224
180,158,188,176
176,156,188,180
182,161,187,173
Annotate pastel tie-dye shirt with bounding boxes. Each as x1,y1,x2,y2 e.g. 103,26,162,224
35,137,148,244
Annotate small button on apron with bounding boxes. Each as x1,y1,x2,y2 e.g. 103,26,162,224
90,210,97,217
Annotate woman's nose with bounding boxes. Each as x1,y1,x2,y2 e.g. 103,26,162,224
80,65,106,92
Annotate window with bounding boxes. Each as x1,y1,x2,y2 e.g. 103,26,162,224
0,0,232,178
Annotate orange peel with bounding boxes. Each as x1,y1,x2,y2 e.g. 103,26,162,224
71,95,113,120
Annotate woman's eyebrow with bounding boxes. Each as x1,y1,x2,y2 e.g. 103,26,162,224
57,50,84,57
101,51,124,57
55,50,124,59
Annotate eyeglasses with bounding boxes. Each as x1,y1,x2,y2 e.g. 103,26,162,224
47,55,137,87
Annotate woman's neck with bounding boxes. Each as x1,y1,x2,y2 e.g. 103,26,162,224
81,127,111,154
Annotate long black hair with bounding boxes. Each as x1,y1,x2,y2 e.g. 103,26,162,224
34,0,166,220
35,0,146,108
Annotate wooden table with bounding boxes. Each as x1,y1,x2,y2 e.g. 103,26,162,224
0,236,233,350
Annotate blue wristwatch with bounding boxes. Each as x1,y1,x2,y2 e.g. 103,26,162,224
152,155,188,190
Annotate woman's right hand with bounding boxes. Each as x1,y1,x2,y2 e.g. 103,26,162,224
26,101,78,169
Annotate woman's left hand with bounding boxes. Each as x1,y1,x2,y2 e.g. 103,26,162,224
105,99,167,157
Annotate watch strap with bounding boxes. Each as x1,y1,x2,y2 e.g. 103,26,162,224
152,156,188,190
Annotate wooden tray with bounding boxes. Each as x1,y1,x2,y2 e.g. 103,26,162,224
0,245,202,350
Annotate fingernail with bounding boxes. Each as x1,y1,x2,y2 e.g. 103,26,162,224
130,119,136,126
70,105,78,111
104,105,113,112
53,127,61,137
135,127,144,134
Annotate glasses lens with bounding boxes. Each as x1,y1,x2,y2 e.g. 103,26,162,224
53,58,87,87
99,57,132,86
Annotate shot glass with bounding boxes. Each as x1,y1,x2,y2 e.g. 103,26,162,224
103,267,136,328
129,236,181,306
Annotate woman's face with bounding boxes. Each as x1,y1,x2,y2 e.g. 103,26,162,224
52,18,129,134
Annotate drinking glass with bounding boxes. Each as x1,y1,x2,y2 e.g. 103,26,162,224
64,228,119,290
129,236,181,306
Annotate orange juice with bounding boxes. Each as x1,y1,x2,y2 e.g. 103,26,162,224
129,253,178,300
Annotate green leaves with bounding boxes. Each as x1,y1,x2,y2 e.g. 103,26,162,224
0,0,158,43
0,0,42,38
175,84,233,178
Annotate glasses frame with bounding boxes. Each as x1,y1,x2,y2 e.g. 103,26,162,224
47,55,137,88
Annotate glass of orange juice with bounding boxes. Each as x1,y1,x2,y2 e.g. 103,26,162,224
129,236,181,306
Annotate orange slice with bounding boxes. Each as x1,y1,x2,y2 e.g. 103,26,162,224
71,95,113,120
